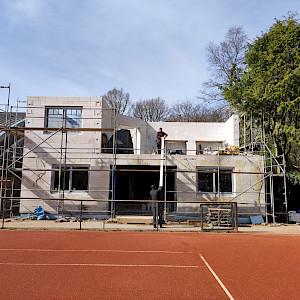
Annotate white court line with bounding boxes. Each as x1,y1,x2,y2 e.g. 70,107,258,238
0,262,199,268
0,249,189,254
199,253,235,300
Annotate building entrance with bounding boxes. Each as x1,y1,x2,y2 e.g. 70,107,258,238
110,165,176,215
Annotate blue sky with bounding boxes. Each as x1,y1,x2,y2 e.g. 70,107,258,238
0,0,299,107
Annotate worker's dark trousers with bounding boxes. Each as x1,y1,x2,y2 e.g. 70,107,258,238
152,203,163,228
157,142,161,154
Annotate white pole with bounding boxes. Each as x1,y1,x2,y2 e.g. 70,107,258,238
159,137,164,187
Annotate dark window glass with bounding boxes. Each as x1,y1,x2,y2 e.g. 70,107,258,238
198,172,214,192
53,167,70,190
52,166,88,191
197,168,233,193
72,167,88,190
220,173,232,192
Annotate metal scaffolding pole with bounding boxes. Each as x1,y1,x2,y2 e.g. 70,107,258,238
111,108,117,218
164,144,167,222
283,155,288,221
217,150,220,202
159,137,165,187
57,121,65,217
1,84,10,228
62,129,68,218
270,157,275,223
10,101,20,218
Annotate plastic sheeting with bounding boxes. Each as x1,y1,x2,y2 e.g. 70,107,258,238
34,206,47,220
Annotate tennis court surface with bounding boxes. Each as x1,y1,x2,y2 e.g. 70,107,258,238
0,230,299,299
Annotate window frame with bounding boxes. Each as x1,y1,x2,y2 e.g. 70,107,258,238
44,106,83,132
51,165,89,193
196,167,234,195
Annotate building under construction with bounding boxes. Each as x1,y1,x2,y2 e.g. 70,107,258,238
0,96,288,224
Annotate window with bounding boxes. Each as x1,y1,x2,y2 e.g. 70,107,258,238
45,107,82,129
52,165,89,192
197,168,233,193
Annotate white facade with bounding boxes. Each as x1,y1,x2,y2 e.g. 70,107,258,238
116,112,239,155
20,97,265,218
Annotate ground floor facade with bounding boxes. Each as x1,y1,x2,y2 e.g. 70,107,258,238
20,152,265,218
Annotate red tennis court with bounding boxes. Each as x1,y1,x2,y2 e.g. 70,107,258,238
0,231,299,299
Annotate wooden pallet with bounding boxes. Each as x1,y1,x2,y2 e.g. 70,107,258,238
116,216,153,225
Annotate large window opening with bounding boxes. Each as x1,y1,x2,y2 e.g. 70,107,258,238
45,107,82,130
110,165,176,215
197,167,233,193
52,165,89,192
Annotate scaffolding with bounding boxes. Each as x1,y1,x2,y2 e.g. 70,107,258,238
0,91,288,229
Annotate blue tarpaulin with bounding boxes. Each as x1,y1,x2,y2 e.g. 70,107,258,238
34,206,47,220
238,217,251,224
250,215,264,224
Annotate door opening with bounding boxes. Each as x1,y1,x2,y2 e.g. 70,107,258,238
110,165,176,215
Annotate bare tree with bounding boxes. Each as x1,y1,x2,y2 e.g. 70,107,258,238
168,100,225,122
199,26,248,114
131,97,169,122
103,88,131,115
168,101,201,122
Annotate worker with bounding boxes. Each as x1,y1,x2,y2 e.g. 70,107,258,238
156,128,168,154
150,184,164,228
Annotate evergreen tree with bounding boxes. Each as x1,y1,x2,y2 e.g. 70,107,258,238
223,14,300,173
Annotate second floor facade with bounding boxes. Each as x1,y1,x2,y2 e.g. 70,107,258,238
25,96,239,156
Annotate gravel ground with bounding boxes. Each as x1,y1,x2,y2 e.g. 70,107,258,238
1,219,300,234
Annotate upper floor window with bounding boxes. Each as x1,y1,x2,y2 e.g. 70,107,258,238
197,167,233,193
45,107,82,129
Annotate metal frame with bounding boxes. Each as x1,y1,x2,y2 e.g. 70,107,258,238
200,202,238,232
